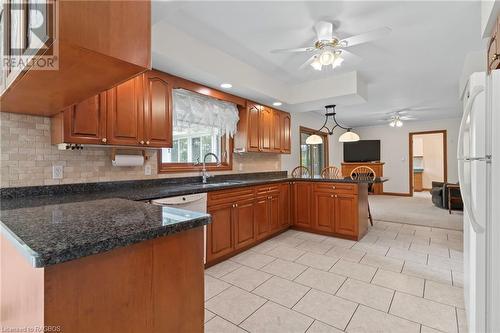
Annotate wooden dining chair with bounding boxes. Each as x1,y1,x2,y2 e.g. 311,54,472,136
320,166,342,179
291,166,311,178
350,166,376,226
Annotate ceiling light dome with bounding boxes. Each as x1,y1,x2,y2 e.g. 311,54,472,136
332,54,344,68
319,50,335,65
305,134,323,145
396,119,403,127
339,129,360,142
310,57,322,71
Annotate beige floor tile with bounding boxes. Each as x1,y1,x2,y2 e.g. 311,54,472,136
293,289,358,330
276,236,307,247
389,292,457,333
280,229,303,237
428,255,464,272
253,276,310,308
230,251,276,269
457,308,468,333
221,266,272,291
452,270,464,288
371,269,424,297
294,267,346,295
449,249,464,261
337,278,394,312
205,275,231,301
424,280,465,308
261,258,308,280
346,305,420,333
322,237,357,248
351,242,390,256
205,286,266,325
296,240,333,254
375,237,412,250
267,245,306,261
205,260,243,278
204,309,216,323
296,232,328,242
403,261,452,285
410,242,450,258
204,316,246,333
360,254,404,273
250,239,280,254
421,326,443,333
387,247,428,264
329,259,377,282
357,233,379,244
325,246,366,262
240,301,313,333
295,252,339,271
306,320,343,333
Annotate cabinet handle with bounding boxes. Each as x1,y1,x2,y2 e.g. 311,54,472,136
335,195,338,198
331,195,334,198
101,138,107,143
146,141,150,145
140,140,145,145
332,186,336,189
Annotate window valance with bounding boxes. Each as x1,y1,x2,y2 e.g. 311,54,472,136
172,89,240,137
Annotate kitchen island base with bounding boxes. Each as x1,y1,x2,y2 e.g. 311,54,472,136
0,227,204,333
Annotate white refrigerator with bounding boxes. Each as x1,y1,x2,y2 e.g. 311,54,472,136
458,69,500,333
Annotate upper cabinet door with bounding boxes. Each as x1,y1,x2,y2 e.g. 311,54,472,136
280,113,291,154
143,71,173,148
259,107,273,152
106,75,145,146
247,103,261,152
271,110,281,152
63,93,107,145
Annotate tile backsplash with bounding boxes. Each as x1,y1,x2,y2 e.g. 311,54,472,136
0,113,281,188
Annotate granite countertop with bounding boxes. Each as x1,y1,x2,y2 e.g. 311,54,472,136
0,172,388,268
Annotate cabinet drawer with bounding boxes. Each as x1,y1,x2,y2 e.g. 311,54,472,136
256,184,280,195
314,183,358,194
208,187,255,206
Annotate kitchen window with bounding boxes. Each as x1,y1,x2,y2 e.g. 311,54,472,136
299,126,329,177
159,89,238,172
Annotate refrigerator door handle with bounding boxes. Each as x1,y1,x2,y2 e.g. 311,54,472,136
458,84,485,233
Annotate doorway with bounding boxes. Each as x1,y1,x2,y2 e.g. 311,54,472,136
299,126,329,177
409,130,447,196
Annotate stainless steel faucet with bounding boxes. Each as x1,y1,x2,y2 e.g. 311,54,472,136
201,152,220,183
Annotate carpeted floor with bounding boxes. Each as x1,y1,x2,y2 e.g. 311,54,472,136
369,194,463,231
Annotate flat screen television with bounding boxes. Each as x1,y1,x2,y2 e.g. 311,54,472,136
343,140,381,162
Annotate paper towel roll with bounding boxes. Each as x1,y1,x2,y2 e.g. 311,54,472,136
112,154,144,167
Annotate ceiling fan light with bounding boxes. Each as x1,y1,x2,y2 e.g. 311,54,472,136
396,119,403,127
332,55,344,68
311,58,322,71
319,50,335,65
389,120,396,127
339,130,360,142
306,134,323,145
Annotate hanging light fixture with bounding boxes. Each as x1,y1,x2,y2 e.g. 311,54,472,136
306,105,360,144
388,113,404,128
310,51,344,71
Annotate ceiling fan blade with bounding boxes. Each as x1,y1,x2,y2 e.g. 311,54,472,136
271,47,315,53
314,21,333,41
338,49,362,63
340,27,391,47
299,55,317,70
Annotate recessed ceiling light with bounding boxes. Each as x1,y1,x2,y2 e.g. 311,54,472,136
273,102,282,106
220,83,232,89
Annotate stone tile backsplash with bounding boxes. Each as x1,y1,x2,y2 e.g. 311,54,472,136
0,112,281,188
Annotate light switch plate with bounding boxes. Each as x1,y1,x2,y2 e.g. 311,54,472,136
52,165,63,179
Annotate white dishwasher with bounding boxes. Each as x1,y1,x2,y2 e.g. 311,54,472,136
151,193,208,263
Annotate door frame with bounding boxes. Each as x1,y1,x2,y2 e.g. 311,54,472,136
408,130,448,196
299,126,329,175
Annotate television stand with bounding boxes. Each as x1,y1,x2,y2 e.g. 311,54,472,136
341,162,385,194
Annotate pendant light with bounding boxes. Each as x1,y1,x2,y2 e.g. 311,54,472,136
306,105,360,144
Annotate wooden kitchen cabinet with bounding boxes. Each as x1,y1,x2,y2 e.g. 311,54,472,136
254,196,270,239
292,182,312,228
1,0,151,116
234,101,291,154
233,199,256,250
51,71,173,148
334,194,358,237
279,182,292,228
206,203,234,263
313,191,335,232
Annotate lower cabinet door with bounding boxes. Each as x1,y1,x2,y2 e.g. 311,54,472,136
279,183,291,229
255,196,270,239
293,182,312,228
334,194,358,236
269,194,280,232
313,192,335,232
233,199,256,250
206,203,234,262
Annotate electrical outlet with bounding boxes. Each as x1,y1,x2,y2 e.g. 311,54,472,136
52,165,63,179
144,164,152,176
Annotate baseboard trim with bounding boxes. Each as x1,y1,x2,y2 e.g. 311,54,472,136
381,192,412,197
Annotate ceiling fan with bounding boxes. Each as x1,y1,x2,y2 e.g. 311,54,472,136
271,21,391,71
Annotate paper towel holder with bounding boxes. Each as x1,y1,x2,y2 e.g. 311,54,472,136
111,148,149,162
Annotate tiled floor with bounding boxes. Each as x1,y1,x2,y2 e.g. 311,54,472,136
204,220,466,333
